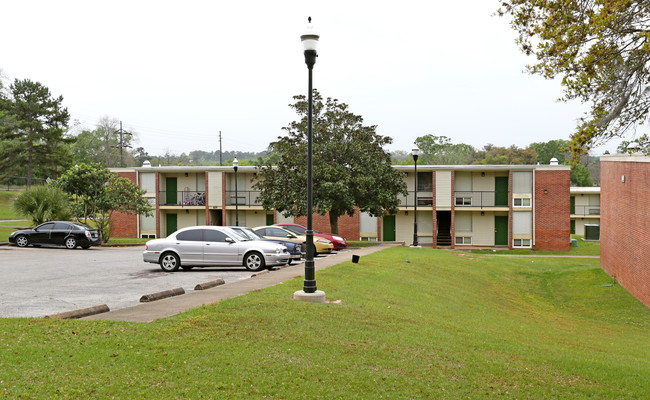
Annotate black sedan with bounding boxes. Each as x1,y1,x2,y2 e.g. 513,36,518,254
9,221,102,249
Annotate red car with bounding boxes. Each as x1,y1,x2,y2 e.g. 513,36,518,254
275,223,348,250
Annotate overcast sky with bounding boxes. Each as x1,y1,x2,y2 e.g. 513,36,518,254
1,0,622,157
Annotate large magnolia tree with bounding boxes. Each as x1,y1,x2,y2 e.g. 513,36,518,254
254,90,407,234
498,0,650,157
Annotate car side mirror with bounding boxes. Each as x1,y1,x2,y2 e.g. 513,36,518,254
225,237,235,244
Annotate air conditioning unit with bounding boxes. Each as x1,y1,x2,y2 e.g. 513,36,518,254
584,224,600,241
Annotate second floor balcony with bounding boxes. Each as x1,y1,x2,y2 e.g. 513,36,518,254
455,191,508,208
159,191,206,207
572,205,600,216
225,190,263,206
398,191,433,208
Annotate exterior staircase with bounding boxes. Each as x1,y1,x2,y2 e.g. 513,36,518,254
436,214,452,247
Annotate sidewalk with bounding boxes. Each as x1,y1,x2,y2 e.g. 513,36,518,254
83,243,402,323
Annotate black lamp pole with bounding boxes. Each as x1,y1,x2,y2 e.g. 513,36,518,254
412,148,420,247
301,17,319,293
233,157,239,226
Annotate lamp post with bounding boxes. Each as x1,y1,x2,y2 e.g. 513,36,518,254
233,157,239,226
294,17,326,302
411,147,420,248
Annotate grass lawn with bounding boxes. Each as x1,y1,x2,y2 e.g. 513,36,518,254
1,247,647,398
467,235,600,257
0,190,22,220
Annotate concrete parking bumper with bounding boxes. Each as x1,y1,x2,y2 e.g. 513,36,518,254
82,243,401,323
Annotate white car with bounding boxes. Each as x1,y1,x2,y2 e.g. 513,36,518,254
143,226,290,272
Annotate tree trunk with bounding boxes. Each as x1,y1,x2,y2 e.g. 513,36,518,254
329,212,339,235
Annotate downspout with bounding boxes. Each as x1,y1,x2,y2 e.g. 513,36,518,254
532,169,536,247
136,170,140,238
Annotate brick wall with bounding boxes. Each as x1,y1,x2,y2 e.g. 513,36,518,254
534,169,570,251
600,157,650,307
110,171,138,238
295,210,361,240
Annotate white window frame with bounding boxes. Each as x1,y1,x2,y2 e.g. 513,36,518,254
513,197,531,207
455,196,472,206
455,236,472,245
513,238,531,248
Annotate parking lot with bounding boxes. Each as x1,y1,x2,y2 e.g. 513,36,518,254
0,245,299,318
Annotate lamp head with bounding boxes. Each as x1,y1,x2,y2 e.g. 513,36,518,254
301,17,320,52
233,158,239,169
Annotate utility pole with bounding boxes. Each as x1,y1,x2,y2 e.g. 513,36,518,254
112,121,133,168
219,130,223,166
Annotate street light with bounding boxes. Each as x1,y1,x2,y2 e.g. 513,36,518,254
294,17,326,303
233,157,239,226
411,147,420,248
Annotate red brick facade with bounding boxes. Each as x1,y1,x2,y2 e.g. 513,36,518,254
534,169,570,251
295,211,361,240
600,156,650,307
109,171,138,238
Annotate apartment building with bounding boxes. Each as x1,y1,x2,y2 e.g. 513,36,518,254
111,162,570,251
600,154,650,307
570,186,600,236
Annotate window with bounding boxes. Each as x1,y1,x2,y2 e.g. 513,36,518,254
53,222,72,230
203,229,228,242
455,197,472,206
176,229,203,241
37,223,55,231
513,238,531,248
513,198,531,207
455,237,472,245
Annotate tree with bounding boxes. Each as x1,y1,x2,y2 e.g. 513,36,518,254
254,90,408,234
56,163,152,242
616,134,650,154
472,144,537,165
570,164,594,187
414,135,475,165
498,1,650,158
13,184,71,226
529,139,569,165
0,79,73,186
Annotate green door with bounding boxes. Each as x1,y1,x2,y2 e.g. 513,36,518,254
570,196,575,214
383,215,396,242
570,220,576,235
166,213,177,237
495,177,508,206
494,216,508,246
266,214,274,225
166,177,177,205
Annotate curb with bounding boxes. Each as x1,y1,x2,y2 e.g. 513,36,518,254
46,304,110,319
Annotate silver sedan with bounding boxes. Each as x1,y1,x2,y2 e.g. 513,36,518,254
143,226,290,272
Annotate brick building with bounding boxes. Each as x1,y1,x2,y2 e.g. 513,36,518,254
110,162,570,251
600,154,650,307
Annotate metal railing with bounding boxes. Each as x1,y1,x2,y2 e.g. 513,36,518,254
159,191,206,206
397,191,434,207
454,191,505,208
225,190,262,206
572,205,600,216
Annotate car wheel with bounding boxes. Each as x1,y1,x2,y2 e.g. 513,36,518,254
159,252,180,272
65,237,77,249
15,235,29,248
244,252,265,272
181,265,194,271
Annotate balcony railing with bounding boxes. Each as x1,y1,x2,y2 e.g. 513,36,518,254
398,191,433,207
572,205,600,216
455,191,505,208
225,190,263,206
159,191,206,206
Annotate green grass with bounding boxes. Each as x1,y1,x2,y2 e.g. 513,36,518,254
468,235,600,257
0,190,22,219
1,247,647,398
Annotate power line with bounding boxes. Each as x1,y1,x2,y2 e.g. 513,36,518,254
111,121,132,168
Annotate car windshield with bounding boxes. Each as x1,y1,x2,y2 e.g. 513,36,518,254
226,228,250,241
71,222,93,230
237,228,264,241
283,226,304,235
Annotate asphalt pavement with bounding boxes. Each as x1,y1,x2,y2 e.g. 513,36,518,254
83,243,400,323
